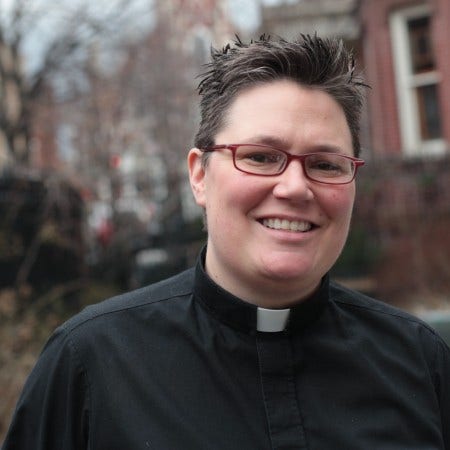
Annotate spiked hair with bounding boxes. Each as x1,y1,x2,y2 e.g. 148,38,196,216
194,34,367,158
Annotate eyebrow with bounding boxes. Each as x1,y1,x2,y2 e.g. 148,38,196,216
246,135,345,154
247,135,290,149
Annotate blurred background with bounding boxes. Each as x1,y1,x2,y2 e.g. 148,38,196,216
1,0,450,439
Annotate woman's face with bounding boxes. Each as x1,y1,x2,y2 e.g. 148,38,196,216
188,80,356,308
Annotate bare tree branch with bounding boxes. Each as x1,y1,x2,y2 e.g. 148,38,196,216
0,0,152,164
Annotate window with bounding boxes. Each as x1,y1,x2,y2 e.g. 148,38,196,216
408,16,434,73
416,84,442,140
390,4,444,156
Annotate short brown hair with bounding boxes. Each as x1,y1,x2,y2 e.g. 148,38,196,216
194,34,367,158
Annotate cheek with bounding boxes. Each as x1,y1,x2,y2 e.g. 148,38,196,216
207,171,266,212
321,188,355,224
203,174,241,228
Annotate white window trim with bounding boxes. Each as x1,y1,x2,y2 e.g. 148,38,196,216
390,4,446,156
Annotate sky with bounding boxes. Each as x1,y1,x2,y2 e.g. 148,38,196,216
227,0,298,30
0,0,293,74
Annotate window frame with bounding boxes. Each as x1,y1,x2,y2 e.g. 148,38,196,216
389,3,445,156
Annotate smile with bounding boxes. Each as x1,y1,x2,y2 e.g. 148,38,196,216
262,218,313,232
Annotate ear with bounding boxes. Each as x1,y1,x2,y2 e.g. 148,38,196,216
187,148,207,207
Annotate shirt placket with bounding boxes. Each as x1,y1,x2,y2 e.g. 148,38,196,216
256,332,307,450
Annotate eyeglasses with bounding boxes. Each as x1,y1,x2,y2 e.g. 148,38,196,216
201,144,365,185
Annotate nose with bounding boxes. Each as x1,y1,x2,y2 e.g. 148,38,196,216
272,160,314,201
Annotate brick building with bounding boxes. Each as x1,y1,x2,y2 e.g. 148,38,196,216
360,0,450,157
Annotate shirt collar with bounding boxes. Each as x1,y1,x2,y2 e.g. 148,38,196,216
193,248,329,335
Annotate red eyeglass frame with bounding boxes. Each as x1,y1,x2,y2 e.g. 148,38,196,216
201,144,365,185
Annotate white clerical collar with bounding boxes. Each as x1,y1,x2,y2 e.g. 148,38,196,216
257,307,290,332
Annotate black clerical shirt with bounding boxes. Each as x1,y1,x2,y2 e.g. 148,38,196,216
3,253,450,449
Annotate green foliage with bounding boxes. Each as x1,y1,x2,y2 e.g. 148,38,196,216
0,171,85,289
0,230,24,260
332,225,381,278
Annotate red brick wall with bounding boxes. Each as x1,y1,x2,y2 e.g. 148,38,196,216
359,0,450,155
360,0,400,155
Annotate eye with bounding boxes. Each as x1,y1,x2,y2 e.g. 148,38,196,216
246,152,280,164
236,146,284,166
312,161,342,172
306,155,350,175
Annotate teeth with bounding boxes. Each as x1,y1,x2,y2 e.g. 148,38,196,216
262,218,312,232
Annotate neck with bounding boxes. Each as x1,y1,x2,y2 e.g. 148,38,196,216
205,261,320,309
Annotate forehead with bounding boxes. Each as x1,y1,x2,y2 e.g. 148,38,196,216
216,80,352,151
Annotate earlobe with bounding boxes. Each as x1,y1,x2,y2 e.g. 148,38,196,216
187,148,206,207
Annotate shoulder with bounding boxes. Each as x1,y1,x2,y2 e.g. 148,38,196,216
58,268,195,337
21,269,195,398
330,280,418,321
329,280,447,347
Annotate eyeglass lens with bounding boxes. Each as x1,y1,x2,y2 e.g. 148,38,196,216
234,145,355,183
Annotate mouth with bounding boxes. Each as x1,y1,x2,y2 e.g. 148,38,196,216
261,218,315,233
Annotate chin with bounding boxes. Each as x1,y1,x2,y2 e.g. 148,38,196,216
259,261,317,282
258,251,331,283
